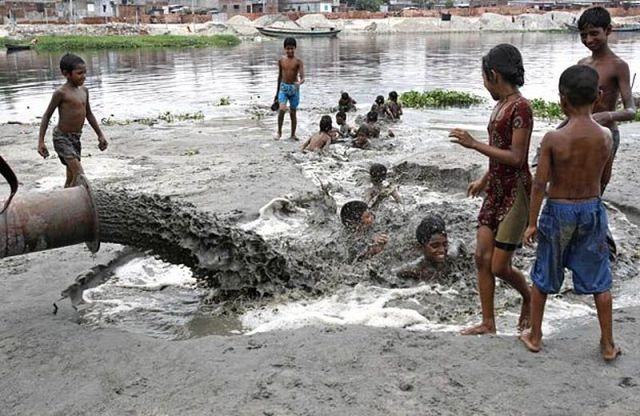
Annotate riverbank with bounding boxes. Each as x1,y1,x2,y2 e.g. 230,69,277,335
3,11,640,41
1,117,640,414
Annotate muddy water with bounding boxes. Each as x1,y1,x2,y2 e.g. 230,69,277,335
18,31,639,338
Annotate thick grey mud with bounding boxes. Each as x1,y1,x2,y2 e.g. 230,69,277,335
93,189,319,304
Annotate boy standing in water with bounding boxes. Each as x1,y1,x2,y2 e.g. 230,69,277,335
521,65,619,361
37,53,108,187
275,37,305,140
449,44,532,335
577,7,636,163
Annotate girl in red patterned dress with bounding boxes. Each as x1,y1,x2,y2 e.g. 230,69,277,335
449,44,533,335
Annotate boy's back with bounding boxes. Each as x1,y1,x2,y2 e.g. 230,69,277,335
545,120,612,200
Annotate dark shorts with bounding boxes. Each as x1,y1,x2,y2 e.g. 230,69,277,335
52,127,82,166
531,199,612,295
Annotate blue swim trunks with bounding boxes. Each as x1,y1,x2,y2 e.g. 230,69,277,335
531,198,612,295
278,82,300,110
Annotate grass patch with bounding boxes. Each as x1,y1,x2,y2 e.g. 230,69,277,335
101,111,204,126
31,34,240,51
530,98,563,120
400,90,484,108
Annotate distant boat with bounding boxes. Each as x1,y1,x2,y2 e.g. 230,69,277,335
565,23,640,32
256,26,341,38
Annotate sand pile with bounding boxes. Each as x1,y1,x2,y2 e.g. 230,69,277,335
226,15,259,36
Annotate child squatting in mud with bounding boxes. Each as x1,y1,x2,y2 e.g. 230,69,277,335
301,116,333,152
275,37,305,141
340,200,388,263
396,214,449,282
520,65,619,361
449,43,533,335
37,53,108,188
364,163,402,209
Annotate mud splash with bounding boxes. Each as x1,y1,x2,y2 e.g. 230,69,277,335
93,189,318,303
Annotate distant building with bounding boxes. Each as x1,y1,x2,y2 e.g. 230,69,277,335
219,0,277,15
0,0,57,22
281,0,333,12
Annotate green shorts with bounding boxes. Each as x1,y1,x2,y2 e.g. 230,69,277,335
495,181,529,251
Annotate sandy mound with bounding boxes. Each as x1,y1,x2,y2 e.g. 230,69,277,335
254,14,290,27
226,15,259,36
296,14,334,29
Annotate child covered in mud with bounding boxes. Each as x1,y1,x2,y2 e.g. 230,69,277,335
387,91,403,120
396,214,449,282
374,95,392,120
352,125,372,149
332,111,354,141
520,65,619,361
363,111,381,138
449,44,532,335
37,53,108,188
341,200,388,262
275,37,305,140
364,163,402,209
338,92,357,113
301,115,333,153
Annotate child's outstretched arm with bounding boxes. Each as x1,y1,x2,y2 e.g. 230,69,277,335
37,90,63,158
85,89,108,151
449,127,530,168
524,133,552,246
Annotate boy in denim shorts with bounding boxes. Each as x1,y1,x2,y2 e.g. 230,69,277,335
274,37,304,140
521,65,619,361
37,53,108,187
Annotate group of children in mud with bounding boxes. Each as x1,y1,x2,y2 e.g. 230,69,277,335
37,6,634,361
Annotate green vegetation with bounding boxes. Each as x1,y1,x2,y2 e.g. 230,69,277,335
530,98,563,120
101,111,204,126
31,34,240,51
217,96,231,106
400,90,484,108
355,0,384,12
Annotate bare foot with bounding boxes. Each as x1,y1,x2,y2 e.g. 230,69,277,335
519,329,541,353
517,300,531,332
289,135,299,141
601,340,621,362
460,322,496,336
274,132,281,140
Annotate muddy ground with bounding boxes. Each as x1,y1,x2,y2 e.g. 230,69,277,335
1,120,640,415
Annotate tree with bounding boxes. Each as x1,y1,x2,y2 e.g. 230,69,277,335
444,0,454,8
355,0,384,12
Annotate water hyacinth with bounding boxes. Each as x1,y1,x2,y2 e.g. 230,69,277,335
400,90,484,108
530,98,563,120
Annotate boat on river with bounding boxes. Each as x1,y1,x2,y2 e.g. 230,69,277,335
256,26,341,38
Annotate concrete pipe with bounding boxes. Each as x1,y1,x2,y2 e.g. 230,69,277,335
0,175,100,259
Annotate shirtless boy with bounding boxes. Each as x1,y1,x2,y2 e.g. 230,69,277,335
577,7,636,161
38,53,108,187
521,65,619,361
301,115,333,152
275,37,305,140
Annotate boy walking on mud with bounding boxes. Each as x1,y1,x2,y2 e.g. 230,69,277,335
38,53,108,187
521,65,619,361
275,37,305,140
577,7,636,162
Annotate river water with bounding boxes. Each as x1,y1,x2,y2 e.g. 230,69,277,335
1,32,640,123
4,32,640,339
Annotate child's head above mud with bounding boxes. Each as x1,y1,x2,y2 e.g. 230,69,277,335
578,6,611,31
388,91,398,102
340,200,374,230
369,163,387,184
319,115,333,133
482,44,525,98
559,65,599,109
416,214,448,264
336,111,346,124
366,111,378,123
375,95,385,105
341,92,350,101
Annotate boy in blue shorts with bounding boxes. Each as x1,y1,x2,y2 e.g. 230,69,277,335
521,65,619,361
274,37,305,140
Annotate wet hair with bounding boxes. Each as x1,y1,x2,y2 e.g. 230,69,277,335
319,115,333,133
366,111,378,123
388,91,398,101
369,163,387,181
416,214,447,246
59,53,85,74
341,92,349,100
482,44,525,87
336,111,346,121
578,6,611,31
375,95,385,105
559,65,599,107
356,124,370,137
340,200,369,228
284,37,297,48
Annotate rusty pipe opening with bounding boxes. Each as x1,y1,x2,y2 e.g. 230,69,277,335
0,174,100,259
